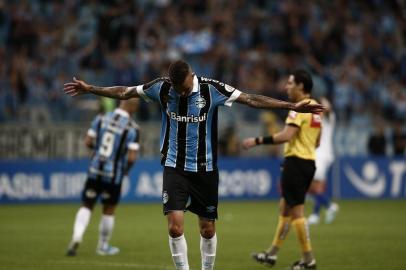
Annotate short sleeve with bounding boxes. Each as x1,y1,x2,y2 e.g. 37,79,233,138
87,115,102,137
285,111,304,127
204,78,241,107
127,128,140,151
136,78,167,103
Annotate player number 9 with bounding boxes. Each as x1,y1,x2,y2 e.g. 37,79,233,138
99,132,115,157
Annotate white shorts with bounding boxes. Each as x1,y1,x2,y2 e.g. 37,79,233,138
314,157,333,181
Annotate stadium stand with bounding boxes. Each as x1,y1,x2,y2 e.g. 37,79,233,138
0,0,405,156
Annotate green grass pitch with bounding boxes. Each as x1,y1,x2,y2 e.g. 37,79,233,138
0,200,405,270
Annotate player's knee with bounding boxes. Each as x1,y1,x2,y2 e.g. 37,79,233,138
168,224,184,237
82,202,94,211
200,229,215,239
200,225,215,239
291,214,302,220
103,204,116,215
290,204,305,220
314,185,323,194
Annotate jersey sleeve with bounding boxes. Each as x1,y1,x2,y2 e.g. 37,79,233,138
135,77,167,103
127,127,140,151
87,115,102,138
285,111,304,127
205,78,241,107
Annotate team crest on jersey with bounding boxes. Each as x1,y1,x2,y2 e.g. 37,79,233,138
195,96,206,108
162,190,169,204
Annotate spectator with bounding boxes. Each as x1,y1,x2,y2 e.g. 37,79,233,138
368,125,387,156
0,0,404,131
392,121,406,156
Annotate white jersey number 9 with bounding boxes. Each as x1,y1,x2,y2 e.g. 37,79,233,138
99,131,115,157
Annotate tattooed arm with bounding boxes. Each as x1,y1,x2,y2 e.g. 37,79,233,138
236,92,325,113
63,77,169,100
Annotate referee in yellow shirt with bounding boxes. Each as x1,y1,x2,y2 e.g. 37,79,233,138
243,70,321,270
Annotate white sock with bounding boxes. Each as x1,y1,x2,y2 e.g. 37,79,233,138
98,215,115,250
72,207,91,243
169,234,189,270
200,234,217,270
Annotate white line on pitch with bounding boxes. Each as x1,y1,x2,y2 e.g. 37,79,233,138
47,259,178,270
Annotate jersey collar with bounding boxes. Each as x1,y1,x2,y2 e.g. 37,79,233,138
191,75,199,94
172,75,199,97
114,108,129,118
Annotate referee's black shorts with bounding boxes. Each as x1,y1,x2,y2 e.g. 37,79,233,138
162,166,219,220
281,156,316,207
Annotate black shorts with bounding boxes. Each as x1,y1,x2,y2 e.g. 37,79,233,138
280,156,316,207
81,177,121,206
162,166,219,220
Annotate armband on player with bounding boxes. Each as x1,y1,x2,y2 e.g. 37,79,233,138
255,137,261,145
262,135,275,145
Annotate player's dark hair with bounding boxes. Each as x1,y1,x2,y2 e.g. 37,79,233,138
292,69,313,94
168,60,191,85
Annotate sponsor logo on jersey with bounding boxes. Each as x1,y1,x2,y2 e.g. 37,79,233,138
200,77,235,92
201,77,224,86
311,114,322,128
169,112,207,123
224,84,235,92
195,96,206,108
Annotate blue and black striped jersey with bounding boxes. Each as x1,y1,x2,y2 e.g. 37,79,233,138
87,108,140,185
137,75,241,172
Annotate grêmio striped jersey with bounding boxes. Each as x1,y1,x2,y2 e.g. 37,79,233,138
87,108,140,185
136,75,241,172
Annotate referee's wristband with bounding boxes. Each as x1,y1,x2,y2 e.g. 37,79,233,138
255,137,261,145
262,135,275,145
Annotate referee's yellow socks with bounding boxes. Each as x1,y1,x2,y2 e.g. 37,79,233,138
271,216,291,248
292,217,312,252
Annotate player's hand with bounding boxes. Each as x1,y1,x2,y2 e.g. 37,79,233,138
242,137,257,150
64,77,91,97
293,100,325,113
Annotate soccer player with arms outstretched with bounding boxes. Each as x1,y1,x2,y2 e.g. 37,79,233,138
64,60,324,270
243,70,321,270
66,99,140,256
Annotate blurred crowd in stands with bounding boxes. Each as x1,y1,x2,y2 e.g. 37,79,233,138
0,0,405,155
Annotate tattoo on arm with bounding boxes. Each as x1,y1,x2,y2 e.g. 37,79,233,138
88,77,169,100
238,93,294,110
89,85,132,99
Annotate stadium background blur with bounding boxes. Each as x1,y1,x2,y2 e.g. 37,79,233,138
0,1,405,270
0,0,405,158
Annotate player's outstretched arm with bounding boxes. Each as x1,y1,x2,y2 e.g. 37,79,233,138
64,77,141,99
236,92,325,113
